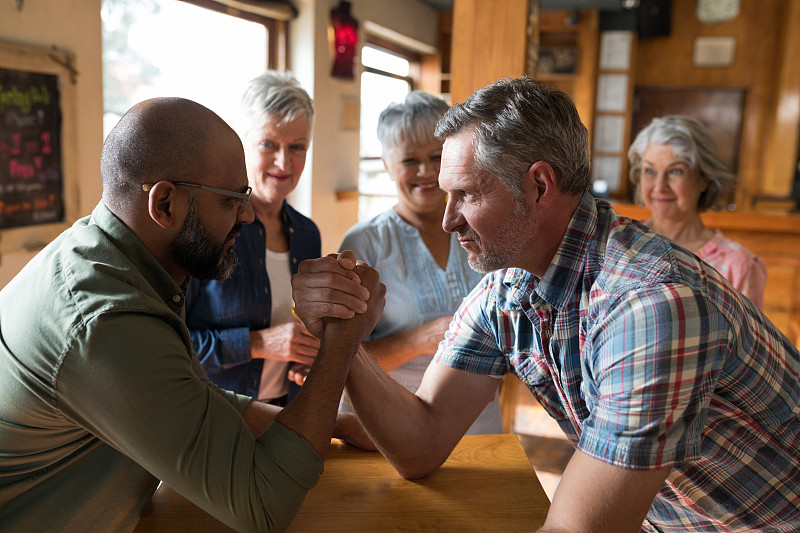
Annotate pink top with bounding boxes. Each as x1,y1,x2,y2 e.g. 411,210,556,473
695,229,767,310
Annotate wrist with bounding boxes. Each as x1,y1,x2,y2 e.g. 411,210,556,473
321,323,366,355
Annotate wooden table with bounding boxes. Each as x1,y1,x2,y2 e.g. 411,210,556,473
134,434,550,532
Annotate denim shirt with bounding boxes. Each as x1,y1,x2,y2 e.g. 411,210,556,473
185,201,321,399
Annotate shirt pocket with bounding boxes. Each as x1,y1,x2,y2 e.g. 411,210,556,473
509,350,569,422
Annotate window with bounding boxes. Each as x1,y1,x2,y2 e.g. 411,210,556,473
357,43,417,221
101,0,281,139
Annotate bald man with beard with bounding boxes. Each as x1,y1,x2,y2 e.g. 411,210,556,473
0,97,383,533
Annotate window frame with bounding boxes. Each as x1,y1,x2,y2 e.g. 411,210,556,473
180,0,288,69
359,39,420,166
362,37,420,90
355,39,422,220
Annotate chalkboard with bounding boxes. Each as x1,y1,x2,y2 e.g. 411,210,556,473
0,67,64,229
0,39,77,254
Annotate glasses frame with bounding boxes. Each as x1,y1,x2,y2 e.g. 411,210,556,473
142,181,252,214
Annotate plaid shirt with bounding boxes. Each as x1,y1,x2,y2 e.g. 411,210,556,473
435,193,800,532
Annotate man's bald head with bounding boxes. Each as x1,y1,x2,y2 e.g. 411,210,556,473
101,97,240,216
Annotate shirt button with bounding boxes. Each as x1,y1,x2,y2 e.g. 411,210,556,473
292,257,297,264
172,295,181,303
258,229,264,236
289,228,295,234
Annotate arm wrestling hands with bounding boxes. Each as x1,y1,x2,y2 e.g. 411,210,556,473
243,252,384,458
290,251,373,340
249,254,361,383
286,251,385,451
291,252,501,478
292,252,499,478
282,252,383,453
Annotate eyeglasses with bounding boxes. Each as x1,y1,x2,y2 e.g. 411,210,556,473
142,181,252,214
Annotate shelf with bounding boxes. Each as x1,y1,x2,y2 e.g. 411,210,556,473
534,73,577,81
539,9,580,32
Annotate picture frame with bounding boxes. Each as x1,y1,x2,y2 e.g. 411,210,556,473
534,46,579,76
0,39,78,253
692,36,737,67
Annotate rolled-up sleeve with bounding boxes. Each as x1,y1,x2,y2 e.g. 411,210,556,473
57,312,323,533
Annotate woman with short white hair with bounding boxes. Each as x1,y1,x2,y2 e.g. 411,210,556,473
186,71,320,405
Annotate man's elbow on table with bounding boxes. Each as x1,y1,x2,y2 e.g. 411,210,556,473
390,455,448,481
223,422,324,533
379,428,460,480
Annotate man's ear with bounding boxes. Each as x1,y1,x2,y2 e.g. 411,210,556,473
146,181,181,229
524,161,558,208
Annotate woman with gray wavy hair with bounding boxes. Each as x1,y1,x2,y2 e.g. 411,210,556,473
628,115,766,308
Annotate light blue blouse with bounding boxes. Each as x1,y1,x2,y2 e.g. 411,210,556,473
339,208,503,434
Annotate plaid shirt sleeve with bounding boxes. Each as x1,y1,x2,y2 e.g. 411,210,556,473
579,281,733,470
434,274,511,377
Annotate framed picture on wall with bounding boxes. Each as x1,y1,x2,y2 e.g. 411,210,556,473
534,46,578,76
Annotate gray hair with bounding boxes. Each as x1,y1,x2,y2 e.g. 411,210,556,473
628,115,735,211
239,70,315,140
377,91,449,157
434,76,590,199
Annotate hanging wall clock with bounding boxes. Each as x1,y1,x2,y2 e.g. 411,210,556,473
696,0,740,24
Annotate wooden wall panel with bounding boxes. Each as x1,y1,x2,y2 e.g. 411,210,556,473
572,10,598,140
450,0,529,104
762,0,800,197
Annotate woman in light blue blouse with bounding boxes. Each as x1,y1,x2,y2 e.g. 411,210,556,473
339,91,503,434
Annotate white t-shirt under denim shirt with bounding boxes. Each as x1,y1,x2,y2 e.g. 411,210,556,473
259,249,294,401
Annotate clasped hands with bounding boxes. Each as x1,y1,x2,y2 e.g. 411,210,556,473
291,251,386,348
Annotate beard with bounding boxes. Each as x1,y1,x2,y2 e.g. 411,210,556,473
170,197,239,281
461,199,535,274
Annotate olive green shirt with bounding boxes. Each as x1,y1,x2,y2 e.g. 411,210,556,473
0,202,323,533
